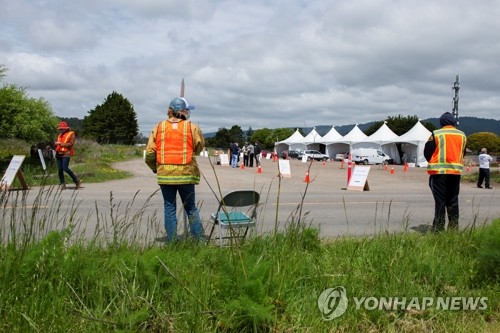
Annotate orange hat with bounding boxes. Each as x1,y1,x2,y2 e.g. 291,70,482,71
57,121,70,129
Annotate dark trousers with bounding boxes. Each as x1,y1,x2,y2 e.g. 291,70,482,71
243,155,249,166
56,155,78,184
477,168,490,188
429,174,461,232
249,153,254,167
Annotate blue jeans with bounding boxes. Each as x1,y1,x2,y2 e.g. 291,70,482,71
160,184,204,242
56,155,78,184
231,154,238,168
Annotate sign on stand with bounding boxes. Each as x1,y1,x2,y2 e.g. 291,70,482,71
0,155,29,191
347,165,370,191
219,153,230,166
278,159,292,178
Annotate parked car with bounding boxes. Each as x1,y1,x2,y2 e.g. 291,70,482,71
281,149,302,159
351,148,391,165
298,150,329,161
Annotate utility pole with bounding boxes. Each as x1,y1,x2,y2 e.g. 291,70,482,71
452,75,460,126
180,78,185,97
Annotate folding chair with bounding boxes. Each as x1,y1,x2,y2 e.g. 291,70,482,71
207,190,260,246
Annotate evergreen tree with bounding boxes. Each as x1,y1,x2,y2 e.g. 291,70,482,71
83,91,138,144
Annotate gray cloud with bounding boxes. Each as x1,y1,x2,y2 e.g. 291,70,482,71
1,0,499,136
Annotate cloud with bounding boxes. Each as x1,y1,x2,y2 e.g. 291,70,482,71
1,0,499,136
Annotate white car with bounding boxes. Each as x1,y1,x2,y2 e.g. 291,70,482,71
298,150,329,161
351,148,391,165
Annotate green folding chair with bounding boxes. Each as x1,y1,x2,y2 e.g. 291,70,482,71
207,190,260,246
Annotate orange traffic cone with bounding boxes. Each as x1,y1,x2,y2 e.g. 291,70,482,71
403,163,408,172
384,163,388,171
240,163,245,170
303,171,311,183
322,160,326,166
257,165,262,173
390,167,395,174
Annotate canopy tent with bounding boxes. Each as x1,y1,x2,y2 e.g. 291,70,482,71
394,121,432,167
321,126,344,159
274,129,305,155
323,124,367,156
353,122,401,164
300,127,324,152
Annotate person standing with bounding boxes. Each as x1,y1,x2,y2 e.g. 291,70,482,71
54,121,81,190
477,148,493,189
242,142,249,167
145,97,205,242
254,142,262,167
248,142,255,167
424,112,467,232
230,142,239,168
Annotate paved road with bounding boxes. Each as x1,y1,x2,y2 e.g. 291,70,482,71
5,156,500,242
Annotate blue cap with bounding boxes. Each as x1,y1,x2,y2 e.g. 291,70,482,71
169,97,187,112
180,97,196,110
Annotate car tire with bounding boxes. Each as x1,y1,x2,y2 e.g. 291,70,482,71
363,159,369,165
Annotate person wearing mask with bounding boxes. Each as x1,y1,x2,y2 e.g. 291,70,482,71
247,142,255,167
477,148,493,189
424,112,467,232
145,97,205,242
54,121,82,190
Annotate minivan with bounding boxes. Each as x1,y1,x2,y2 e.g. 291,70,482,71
351,148,391,165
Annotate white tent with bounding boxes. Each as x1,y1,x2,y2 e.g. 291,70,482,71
321,126,344,159
274,129,306,154
301,127,323,151
353,122,401,163
394,121,432,167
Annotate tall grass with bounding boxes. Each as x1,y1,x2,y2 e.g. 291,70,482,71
0,184,498,332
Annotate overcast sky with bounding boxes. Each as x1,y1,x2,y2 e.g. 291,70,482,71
1,0,499,135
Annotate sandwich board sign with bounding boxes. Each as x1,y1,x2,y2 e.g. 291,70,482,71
347,165,370,191
0,155,29,191
278,159,292,178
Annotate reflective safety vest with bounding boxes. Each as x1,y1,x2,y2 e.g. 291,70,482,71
427,127,466,175
156,120,193,165
56,131,75,156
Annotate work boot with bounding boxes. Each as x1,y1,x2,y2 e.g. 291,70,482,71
59,183,67,190
75,180,82,189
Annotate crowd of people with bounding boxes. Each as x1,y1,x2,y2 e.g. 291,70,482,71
229,142,262,168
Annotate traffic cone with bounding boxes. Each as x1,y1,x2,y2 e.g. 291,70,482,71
241,163,245,170
403,163,408,172
384,163,388,171
390,167,395,174
257,165,262,173
322,160,326,166
303,171,310,183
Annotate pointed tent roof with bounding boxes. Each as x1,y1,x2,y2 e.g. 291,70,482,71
275,129,304,145
301,127,323,145
339,124,367,144
362,122,399,144
321,126,343,144
395,121,431,144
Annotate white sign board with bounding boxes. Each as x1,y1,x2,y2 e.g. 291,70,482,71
1,155,27,190
278,159,292,177
347,165,370,191
219,153,230,166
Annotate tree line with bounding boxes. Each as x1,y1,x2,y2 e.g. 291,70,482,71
0,65,138,145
